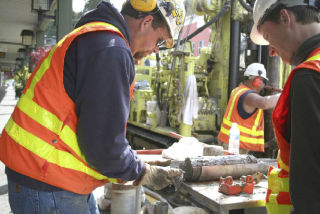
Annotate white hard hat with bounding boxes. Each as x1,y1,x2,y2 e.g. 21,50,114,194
250,0,311,45
244,63,268,80
157,0,185,48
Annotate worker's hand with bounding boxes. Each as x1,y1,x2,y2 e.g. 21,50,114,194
134,164,183,190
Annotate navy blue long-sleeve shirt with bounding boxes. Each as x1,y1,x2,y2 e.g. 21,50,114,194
288,34,320,214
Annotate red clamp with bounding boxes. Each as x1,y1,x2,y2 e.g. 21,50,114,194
240,175,255,194
218,175,256,195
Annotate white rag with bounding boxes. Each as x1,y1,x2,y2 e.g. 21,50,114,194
181,75,198,125
162,137,204,161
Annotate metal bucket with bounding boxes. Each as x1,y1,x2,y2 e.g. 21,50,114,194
111,183,141,214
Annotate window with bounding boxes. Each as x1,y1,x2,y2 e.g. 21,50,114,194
198,40,205,55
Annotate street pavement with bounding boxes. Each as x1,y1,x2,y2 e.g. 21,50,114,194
0,85,17,214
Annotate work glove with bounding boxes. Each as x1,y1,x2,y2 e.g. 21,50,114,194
134,163,183,190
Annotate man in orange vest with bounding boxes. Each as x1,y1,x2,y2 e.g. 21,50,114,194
218,62,280,153
0,0,185,213
250,0,320,213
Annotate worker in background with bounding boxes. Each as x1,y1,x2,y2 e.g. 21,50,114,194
218,62,280,153
250,0,320,213
0,0,185,213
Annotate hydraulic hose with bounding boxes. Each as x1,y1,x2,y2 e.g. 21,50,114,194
143,186,174,213
238,0,253,12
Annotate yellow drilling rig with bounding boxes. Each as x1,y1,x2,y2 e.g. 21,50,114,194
126,0,291,158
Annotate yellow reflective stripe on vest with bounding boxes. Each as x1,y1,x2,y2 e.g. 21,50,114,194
306,54,320,62
268,168,289,193
224,86,263,139
274,54,320,172
266,204,291,214
278,151,290,172
25,47,57,99
220,125,264,144
11,22,124,182
253,109,262,131
18,22,123,161
4,117,119,182
222,117,264,137
267,167,291,214
226,88,248,119
25,22,121,100
17,96,83,160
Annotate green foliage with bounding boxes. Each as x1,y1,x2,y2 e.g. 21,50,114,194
14,66,31,98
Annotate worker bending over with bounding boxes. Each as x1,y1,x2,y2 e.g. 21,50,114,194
250,0,320,213
218,63,280,153
0,0,185,213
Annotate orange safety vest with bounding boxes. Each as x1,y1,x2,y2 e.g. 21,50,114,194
0,22,135,195
266,48,320,213
218,84,264,152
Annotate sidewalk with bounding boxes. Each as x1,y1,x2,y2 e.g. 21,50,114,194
0,85,17,214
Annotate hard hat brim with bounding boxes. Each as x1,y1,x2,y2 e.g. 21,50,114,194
156,0,185,49
245,74,269,81
250,21,269,46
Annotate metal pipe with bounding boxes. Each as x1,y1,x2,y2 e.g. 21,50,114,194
180,155,277,182
135,186,141,214
154,201,169,214
184,162,274,182
257,45,262,63
159,16,186,126
179,0,231,45
228,20,241,96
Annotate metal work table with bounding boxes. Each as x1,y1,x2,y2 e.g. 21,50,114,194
138,154,270,213
179,179,268,214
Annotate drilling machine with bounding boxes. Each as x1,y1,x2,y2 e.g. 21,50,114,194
127,0,290,157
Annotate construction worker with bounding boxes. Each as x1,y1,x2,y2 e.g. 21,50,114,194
0,1,185,213
218,62,280,153
250,0,320,213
